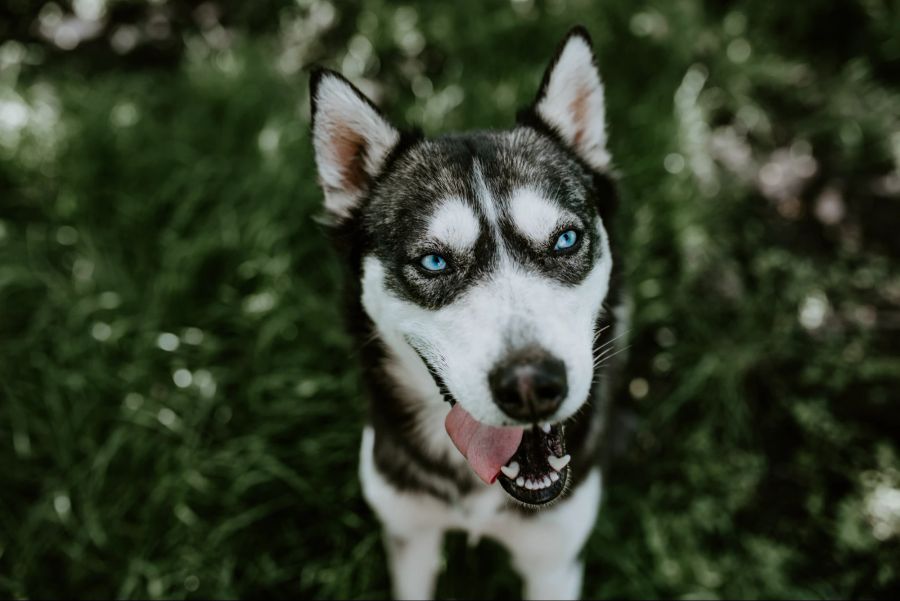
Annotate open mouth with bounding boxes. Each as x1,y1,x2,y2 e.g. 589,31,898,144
444,404,570,506
497,423,569,505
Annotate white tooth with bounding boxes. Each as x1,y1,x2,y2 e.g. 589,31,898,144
541,422,551,434
548,453,571,471
500,461,520,479
543,475,552,487
516,477,525,487
550,472,560,482
525,480,535,490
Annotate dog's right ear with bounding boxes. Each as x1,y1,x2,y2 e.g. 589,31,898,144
310,69,400,219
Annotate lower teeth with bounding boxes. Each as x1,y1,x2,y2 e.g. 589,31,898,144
517,474,562,490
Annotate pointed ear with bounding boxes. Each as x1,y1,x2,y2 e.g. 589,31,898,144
527,27,610,171
310,69,400,218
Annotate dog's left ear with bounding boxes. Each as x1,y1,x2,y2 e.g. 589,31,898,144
524,26,610,172
310,69,400,219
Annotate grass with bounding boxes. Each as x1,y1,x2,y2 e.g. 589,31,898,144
1,0,899,598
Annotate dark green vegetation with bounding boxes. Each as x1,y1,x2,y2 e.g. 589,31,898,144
1,0,898,598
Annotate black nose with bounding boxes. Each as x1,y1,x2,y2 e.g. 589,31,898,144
489,350,568,421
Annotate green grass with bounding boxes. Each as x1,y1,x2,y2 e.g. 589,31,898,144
1,0,899,598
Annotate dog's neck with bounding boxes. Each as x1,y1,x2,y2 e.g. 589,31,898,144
350,309,484,500
375,326,468,463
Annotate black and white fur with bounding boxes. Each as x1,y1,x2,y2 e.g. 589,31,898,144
311,27,625,600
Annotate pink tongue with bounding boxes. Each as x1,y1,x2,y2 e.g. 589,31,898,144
445,403,524,485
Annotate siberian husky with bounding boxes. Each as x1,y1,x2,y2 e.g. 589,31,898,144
310,26,626,600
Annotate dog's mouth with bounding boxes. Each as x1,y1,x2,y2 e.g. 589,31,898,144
497,423,569,505
444,404,569,506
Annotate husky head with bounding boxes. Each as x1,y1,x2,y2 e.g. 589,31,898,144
311,27,616,505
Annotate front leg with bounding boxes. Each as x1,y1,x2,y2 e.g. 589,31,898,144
384,527,444,600
513,554,584,600
492,469,603,600
516,558,584,599
360,428,451,600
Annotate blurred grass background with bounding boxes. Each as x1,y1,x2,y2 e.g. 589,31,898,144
1,0,899,598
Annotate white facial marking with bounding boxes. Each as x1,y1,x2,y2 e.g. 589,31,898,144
360,214,613,428
509,187,575,243
359,135,614,429
427,198,481,251
472,163,501,228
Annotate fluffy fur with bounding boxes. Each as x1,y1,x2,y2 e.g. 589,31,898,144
311,26,625,600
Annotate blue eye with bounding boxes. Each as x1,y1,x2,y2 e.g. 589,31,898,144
420,254,448,272
554,230,578,251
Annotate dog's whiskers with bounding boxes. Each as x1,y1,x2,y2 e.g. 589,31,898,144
594,341,626,362
593,345,631,370
594,329,631,354
592,339,631,368
592,324,611,344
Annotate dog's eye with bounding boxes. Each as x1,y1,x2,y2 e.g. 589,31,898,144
553,230,578,252
420,254,448,272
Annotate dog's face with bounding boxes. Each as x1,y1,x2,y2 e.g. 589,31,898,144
357,130,613,428
312,28,615,503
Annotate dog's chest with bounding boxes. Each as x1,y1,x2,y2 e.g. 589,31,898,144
361,425,511,536
449,483,510,541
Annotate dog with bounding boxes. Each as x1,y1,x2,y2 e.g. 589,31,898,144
310,26,625,600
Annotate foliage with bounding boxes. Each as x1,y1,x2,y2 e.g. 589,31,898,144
1,0,898,598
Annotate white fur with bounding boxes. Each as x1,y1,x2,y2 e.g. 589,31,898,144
473,164,501,228
360,204,612,428
341,33,617,599
427,198,481,251
509,187,576,243
536,35,610,171
360,426,602,600
312,74,399,217
381,342,471,475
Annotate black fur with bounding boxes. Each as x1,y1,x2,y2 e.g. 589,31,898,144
314,25,624,511
327,138,622,510
362,129,606,310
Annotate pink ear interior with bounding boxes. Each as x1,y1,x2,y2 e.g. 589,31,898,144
329,124,369,194
569,85,591,149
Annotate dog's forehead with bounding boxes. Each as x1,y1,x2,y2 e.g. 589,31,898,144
365,128,592,242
